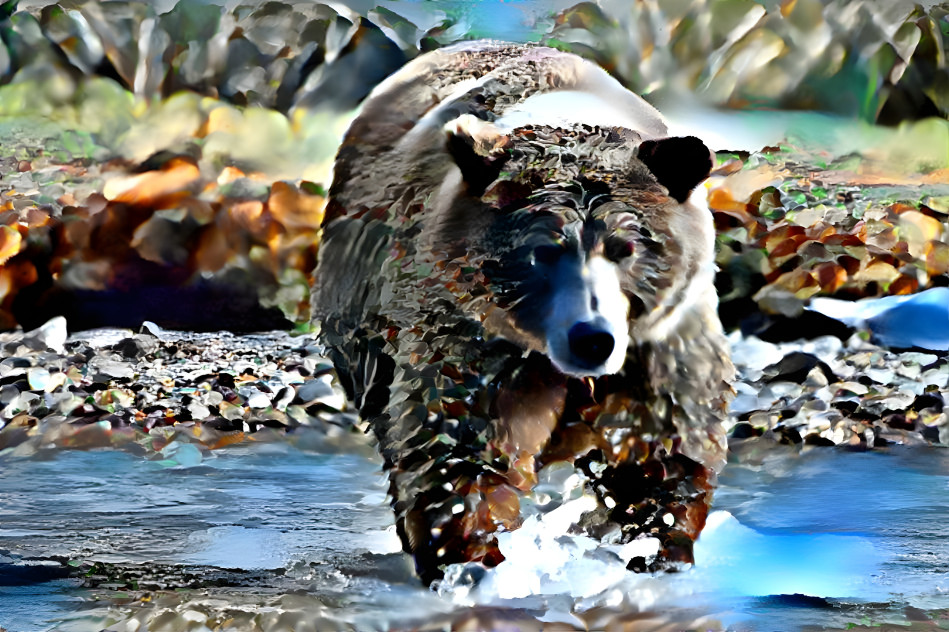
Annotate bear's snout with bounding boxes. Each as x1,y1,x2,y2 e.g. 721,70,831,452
545,255,629,377
567,319,616,369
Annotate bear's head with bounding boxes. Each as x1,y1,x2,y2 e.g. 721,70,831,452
427,115,716,379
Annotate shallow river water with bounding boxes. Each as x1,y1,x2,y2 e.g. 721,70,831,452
2,438,948,631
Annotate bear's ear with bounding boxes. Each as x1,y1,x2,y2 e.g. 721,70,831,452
637,136,714,203
446,114,512,196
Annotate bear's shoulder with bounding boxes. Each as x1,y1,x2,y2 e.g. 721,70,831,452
327,42,668,218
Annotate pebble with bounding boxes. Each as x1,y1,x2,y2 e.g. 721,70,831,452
0,317,368,457
1,314,946,460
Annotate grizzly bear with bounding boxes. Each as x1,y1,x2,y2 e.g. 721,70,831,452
311,41,733,586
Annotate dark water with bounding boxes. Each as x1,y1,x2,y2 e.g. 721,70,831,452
1,443,948,631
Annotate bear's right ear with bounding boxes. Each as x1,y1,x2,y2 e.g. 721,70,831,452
446,114,512,196
637,136,714,203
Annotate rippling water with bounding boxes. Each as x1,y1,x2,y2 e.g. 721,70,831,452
2,441,948,631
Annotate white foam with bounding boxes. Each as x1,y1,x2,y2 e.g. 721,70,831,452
438,502,885,613
473,494,659,601
436,464,666,607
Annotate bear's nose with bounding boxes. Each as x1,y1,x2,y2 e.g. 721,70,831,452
567,321,615,369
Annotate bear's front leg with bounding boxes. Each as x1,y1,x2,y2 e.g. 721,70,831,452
576,443,715,571
380,350,567,585
540,368,722,572
393,455,518,585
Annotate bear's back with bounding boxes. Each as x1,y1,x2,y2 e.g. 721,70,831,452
326,41,669,223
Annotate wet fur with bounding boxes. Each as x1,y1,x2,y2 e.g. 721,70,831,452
312,41,733,585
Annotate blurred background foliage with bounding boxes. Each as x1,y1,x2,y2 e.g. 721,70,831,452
552,0,949,123
2,0,947,120
0,0,947,332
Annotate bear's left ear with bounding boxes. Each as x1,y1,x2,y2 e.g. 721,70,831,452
637,136,714,203
446,114,512,196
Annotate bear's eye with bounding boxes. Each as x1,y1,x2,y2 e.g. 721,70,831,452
532,243,565,265
604,236,635,261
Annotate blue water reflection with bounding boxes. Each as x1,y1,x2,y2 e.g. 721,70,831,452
1,444,948,630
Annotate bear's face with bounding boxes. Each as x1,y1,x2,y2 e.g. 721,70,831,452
429,119,715,379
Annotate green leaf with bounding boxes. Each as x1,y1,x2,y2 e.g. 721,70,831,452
0,1,17,21
300,181,326,197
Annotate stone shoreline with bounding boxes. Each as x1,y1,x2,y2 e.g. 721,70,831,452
2,315,946,466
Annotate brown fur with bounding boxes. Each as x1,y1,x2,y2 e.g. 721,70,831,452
312,42,732,585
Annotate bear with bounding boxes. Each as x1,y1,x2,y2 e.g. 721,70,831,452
311,41,733,586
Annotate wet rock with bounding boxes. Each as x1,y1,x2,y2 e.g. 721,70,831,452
884,414,915,431
89,358,135,380
110,335,159,359
0,555,69,584
764,351,837,384
741,311,854,343
240,386,272,409
626,556,648,572
803,433,835,447
294,377,335,404
730,422,762,439
922,424,942,443
911,392,944,412
773,425,803,445
31,317,67,353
